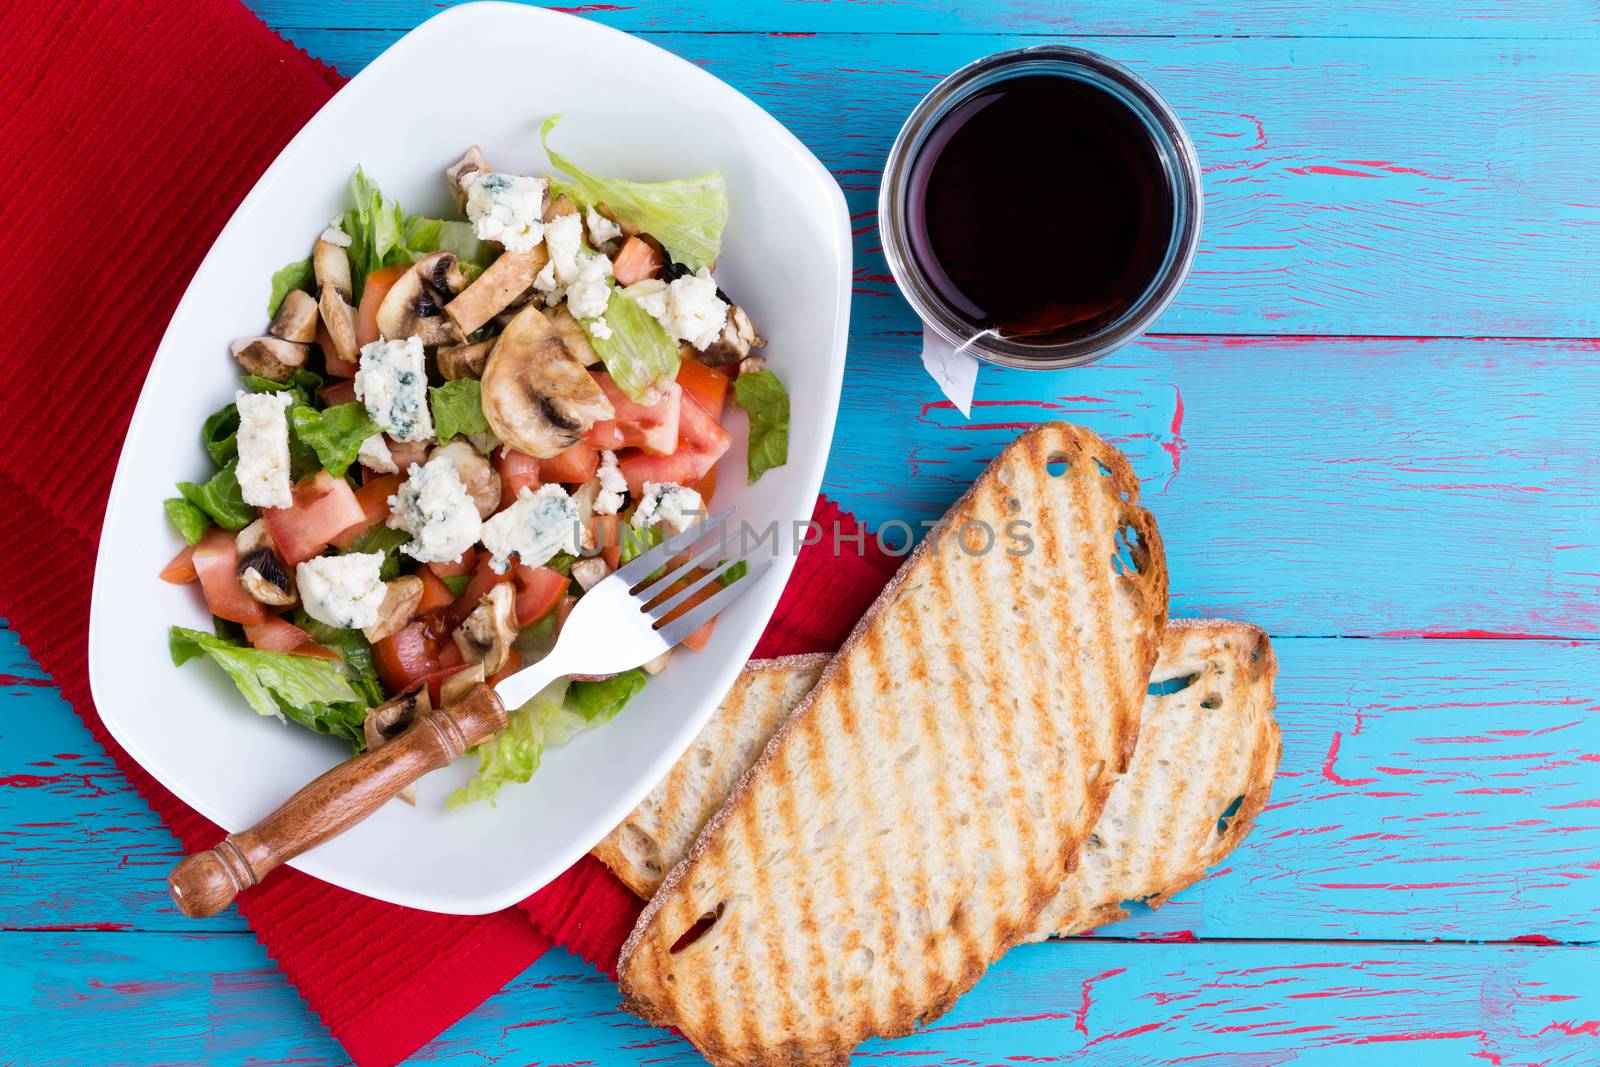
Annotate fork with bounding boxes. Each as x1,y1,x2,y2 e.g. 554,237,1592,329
168,507,770,918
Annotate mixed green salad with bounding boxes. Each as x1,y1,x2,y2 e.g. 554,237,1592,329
161,119,789,807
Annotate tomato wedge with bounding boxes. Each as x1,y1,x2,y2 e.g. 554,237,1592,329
262,470,368,565
372,620,445,694
616,391,732,496
356,264,409,349
689,466,717,507
192,528,267,624
495,447,543,510
585,376,681,456
676,358,729,420
612,236,663,286
447,555,512,628
427,548,477,579
244,617,312,652
538,442,599,484
416,567,457,615
329,473,402,550
588,513,622,571
160,542,199,584
511,564,568,627
655,568,721,652
320,379,358,407
317,318,356,378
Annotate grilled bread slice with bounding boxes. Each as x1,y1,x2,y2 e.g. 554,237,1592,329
618,423,1168,1067
1032,618,1280,937
593,623,1278,927
594,654,831,899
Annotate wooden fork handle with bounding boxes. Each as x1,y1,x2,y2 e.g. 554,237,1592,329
167,683,507,919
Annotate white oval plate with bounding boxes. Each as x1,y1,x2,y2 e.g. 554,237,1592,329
88,1,850,914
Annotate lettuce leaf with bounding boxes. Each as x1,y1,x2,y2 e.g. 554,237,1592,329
448,679,570,809
541,115,728,271
403,216,498,272
584,285,680,404
164,497,211,544
242,369,325,410
267,257,315,318
290,610,386,709
201,402,240,466
428,379,489,443
732,370,789,483
169,626,368,746
177,460,254,530
340,168,498,301
289,403,379,478
342,524,409,581
569,669,647,724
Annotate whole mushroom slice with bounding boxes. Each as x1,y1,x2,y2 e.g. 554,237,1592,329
314,239,360,367
445,145,490,214
429,439,501,519
445,247,548,336
438,339,495,381
376,251,467,347
231,336,309,383
696,304,765,367
363,685,431,806
454,582,517,675
362,575,425,643
235,520,296,606
268,289,320,343
480,303,614,457
545,305,601,367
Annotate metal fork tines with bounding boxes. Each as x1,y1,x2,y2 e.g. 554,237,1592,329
612,507,774,647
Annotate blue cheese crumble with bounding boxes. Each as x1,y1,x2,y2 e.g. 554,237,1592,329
296,552,387,629
355,336,434,442
632,482,704,535
481,483,581,573
357,434,397,474
625,270,728,351
465,172,547,253
534,212,614,325
585,206,623,247
234,389,293,509
387,454,482,564
592,450,627,516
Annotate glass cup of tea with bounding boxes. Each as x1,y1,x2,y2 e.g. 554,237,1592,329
880,45,1202,370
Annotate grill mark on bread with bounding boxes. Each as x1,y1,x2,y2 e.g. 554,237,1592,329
857,625,907,1032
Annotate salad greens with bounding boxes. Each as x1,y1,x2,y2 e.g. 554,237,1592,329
241,370,324,409
570,669,648,724
342,524,410,581
732,370,790,483
178,460,254,530
268,257,315,318
289,403,380,478
164,497,211,544
585,285,680,405
541,116,728,272
201,402,241,466
428,379,491,443
170,626,371,747
291,611,387,709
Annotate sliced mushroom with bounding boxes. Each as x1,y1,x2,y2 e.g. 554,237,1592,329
231,336,309,382
542,193,578,222
445,145,490,214
362,575,424,643
445,248,548,336
545,305,601,367
570,556,610,592
314,239,359,367
454,582,517,674
438,339,495,381
640,649,673,676
438,662,486,706
376,252,466,346
480,303,613,457
696,305,764,367
268,289,320,343
235,520,296,606
735,354,767,378
429,439,501,519
363,686,431,806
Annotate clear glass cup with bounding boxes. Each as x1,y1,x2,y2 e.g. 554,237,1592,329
879,45,1202,370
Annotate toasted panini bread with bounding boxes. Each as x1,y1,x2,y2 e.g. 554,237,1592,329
1032,618,1280,937
618,423,1168,1067
594,624,1278,930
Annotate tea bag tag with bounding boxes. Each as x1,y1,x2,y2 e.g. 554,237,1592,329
920,327,983,418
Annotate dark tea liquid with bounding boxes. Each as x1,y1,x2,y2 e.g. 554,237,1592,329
905,74,1175,343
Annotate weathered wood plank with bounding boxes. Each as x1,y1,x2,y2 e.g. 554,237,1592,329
3,934,1596,1065
252,0,1600,39
6,626,1596,940
268,30,1600,339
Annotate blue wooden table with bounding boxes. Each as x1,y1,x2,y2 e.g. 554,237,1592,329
4,1,1599,1063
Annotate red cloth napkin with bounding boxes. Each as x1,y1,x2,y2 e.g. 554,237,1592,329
0,2,897,1063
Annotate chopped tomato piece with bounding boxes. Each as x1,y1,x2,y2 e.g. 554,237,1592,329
586,376,681,456
244,617,312,652
538,441,599,484
192,528,267,624
320,379,358,407
427,549,477,579
655,568,721,652
511,564,568,627
612,236,663,286
447,555,512,627
676,358,729,420
589,513,622,571
495,447,543,510
262,471,368,565
160,542,199,584
617,392,732,496
689,465,717,506
373,621,443,694
290,642,344,661
356,264,409,349
416,568,457,615
554,594,577,635
317,318,356,378
329,473,402,550
436,639,464,670
680,617,717,653
487,648,524,687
